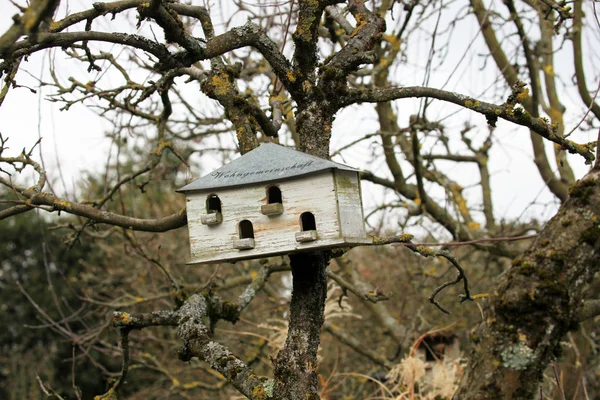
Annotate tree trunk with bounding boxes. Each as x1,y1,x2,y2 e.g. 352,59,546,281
455,164,600,399
273,252,331,400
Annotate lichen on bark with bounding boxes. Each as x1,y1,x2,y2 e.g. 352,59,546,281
454,166,600,399
272,252,331,400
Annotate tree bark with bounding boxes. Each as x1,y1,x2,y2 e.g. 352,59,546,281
455,164,600,399
273,252,331,400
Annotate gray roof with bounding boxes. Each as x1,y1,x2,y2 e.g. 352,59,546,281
177,143,358,192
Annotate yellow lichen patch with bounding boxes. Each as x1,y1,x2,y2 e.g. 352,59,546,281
382,34,402,52
449,184,468,216
302,80,312,93
543,64,554,76
53,199,72,210
548,107,562,122
93,388,117,400
464,100,474,108
183,381,202,389
455,196,468,216
400,233,414,242
119,312,132,324
153,140,171,155
467,221,481,230
413,197,421,206
370,236,388,245
250,270,258,279
252,385,267,400
517,333,527,342
286,71,296,83
472,293,489,300
210,73,232,96
415,246,435,256
516,88,529,103
135,297,144,303
350,18,368,38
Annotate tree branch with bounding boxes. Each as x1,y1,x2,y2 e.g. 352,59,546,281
0,0,59,56
15,190,187,232
455,165,600,398
573,0,600,120
113,295,269,399
325,0,385,75
343,86,595,163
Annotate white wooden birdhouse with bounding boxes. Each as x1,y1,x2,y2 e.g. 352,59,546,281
177,143,371,264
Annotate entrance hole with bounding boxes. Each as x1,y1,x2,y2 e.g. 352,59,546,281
267,186,282,204
206,194,222,213
238,220,255,239
300,212,317,231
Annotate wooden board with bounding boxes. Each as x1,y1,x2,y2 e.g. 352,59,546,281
334,169,369,240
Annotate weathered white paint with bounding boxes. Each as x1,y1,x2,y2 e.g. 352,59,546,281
334,170,368,239
184,171,371,264
295,230,318,242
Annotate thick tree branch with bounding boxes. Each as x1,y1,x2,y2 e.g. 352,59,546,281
455,165,600,399
12,189,187,232
325,0,385,75
113,295,269,400
292,0,324,86
0,0,59,56
7,30,172,61
6,22,294,91
343,86,595,163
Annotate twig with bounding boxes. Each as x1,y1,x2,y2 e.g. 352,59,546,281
326,270,389,303
369,235,475,313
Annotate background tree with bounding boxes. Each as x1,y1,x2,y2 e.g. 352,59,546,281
1,1,599,399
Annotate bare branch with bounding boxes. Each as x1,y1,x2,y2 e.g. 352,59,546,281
343,86,595,163
0,0,59,55
9,189,187,231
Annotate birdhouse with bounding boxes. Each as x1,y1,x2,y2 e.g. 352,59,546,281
177,143,371,264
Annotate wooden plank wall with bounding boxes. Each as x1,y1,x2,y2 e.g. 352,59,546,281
185,172,345,264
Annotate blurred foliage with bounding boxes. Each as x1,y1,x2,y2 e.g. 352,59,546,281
0,202,112,399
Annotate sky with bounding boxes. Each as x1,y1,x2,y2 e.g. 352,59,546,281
1,1,599,233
